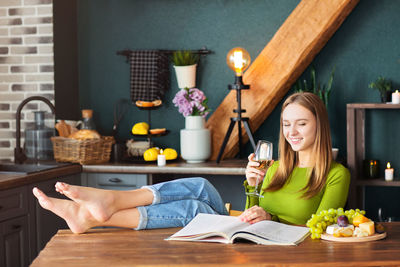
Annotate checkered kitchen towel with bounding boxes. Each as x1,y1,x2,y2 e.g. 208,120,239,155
129,50,170,102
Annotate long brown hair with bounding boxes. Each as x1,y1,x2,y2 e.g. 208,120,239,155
263,92,332,199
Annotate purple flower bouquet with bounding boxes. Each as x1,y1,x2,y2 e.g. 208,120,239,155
172,87,210,117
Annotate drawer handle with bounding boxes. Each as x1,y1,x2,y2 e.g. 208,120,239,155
108,178,122,183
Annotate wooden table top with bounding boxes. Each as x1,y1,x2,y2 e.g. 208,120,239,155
31,222,400,266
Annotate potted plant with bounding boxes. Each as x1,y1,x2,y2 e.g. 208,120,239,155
293,66,335,108
172,50,199,89
368,76,393,103
172,87,211,163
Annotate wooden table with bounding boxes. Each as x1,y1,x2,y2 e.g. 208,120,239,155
31,222,400,266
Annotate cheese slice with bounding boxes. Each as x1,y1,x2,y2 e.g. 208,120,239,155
359,221,375,236
326,224,354,235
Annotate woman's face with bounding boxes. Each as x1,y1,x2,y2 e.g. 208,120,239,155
282,103,317,154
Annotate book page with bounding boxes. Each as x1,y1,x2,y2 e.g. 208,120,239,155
239,220,309,244
168,213,249,240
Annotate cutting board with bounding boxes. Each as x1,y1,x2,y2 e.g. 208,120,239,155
321,232,387,242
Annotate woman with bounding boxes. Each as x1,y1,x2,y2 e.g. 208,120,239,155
32,92,349,233
239,92,350,225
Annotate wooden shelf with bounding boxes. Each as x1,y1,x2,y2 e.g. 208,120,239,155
347,103,400,109
357,179,400,187
347,103,400,209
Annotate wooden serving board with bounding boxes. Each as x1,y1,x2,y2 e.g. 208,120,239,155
321,232,387,242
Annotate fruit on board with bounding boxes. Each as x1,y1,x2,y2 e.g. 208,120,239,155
132,122,149,135
163,148,178,160
143,147,159,161
306,208,366,239
359,221,375,235
352,214,370,227
337,215,349,227
375,223,386,234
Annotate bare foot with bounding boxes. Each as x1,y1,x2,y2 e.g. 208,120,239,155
54,182,115,222
32,187,97,234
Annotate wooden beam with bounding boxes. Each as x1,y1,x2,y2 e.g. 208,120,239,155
206,0,359,160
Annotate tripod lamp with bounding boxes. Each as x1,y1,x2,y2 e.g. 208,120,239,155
216,47,256,163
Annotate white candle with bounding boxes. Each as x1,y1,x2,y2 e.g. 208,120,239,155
385,162,394,181
157,150,166,166
392,90,400,104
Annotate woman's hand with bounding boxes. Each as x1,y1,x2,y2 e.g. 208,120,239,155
238,205,271,224
245,153,267,187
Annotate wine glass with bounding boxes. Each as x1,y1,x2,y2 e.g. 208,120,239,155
246,140,273,198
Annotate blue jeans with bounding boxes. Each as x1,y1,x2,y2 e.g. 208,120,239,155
136,177,228,230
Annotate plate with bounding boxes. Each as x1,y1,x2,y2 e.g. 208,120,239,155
321,232,386,242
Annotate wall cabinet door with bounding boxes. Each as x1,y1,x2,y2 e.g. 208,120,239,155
1,215,29,267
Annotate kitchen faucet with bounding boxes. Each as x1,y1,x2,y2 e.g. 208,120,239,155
14,96,56,164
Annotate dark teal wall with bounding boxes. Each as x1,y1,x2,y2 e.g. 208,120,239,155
77,0,400,217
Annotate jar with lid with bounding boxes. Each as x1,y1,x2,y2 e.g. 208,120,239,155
25,111,55,161
81,109,96,130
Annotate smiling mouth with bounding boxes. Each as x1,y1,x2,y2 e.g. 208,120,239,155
289,138,303,145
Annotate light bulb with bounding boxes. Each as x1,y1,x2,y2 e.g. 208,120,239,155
226,47,251,76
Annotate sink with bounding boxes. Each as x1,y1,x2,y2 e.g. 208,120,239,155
0,163,66,174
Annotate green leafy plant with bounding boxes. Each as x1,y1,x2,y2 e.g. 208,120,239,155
172,50,199,66
368,76,392,101
293,66,335,108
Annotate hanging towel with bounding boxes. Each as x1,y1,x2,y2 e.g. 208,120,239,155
129,50,170,102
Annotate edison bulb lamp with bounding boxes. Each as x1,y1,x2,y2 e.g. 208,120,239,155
226,47,251,76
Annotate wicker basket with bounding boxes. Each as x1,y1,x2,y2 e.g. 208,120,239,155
51,136,115,164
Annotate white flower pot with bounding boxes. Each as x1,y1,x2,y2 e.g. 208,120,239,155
173,64,197,89
180,116,211,163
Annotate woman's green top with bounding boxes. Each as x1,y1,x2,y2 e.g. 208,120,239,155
244,161,350,225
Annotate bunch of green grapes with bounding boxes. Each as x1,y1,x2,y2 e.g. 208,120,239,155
306,208,366,239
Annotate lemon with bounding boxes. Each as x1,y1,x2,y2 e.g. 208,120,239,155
132,122,149,135
163,148,178,160
143,147,159,161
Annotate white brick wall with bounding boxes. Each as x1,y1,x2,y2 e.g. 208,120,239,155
0,0,54,161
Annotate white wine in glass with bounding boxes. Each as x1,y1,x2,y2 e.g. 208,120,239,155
246,140,273,198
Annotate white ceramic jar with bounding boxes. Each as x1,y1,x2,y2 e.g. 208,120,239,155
180,116,211,163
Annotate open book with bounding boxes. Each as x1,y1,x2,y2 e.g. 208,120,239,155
167,213,310,245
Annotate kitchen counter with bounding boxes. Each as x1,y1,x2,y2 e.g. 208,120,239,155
82,159,247,176
0,163,82,190
31,222,400,266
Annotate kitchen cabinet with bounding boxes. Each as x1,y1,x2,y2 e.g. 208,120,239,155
0,187,29,267
0,173,80,266
28,174,81,255
346,103,400,209
82,173,148,190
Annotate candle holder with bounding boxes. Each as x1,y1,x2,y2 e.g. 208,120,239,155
363,159,380,179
